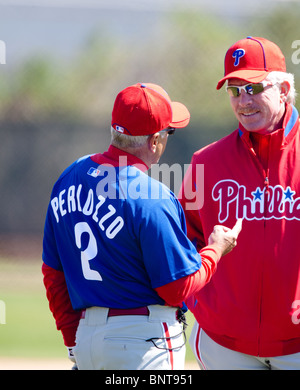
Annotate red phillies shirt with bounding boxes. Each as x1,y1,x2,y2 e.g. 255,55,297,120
180,104,300,357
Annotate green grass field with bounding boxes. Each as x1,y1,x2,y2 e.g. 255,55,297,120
0,259,66,359
0,258,197,364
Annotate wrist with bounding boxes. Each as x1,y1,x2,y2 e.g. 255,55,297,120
61,325,78,347
200,244,223,261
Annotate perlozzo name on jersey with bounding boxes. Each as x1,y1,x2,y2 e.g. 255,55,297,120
50,184,124,237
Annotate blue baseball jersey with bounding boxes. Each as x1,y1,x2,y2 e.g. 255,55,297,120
42,146,202,310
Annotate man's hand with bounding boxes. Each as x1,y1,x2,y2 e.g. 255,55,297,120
208,218,243,257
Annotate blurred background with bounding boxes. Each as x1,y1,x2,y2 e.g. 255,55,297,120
0,0,300,369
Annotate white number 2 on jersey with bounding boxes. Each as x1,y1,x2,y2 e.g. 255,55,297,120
74,222,103,282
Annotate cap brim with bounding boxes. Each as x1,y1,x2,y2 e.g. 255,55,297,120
170,102,190,128
216,70,270,90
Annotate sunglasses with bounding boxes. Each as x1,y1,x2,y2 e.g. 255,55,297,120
167,128,176,135
226,81,273,97
161,127,176,136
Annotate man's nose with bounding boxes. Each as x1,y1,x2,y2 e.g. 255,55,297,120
238,90,253,106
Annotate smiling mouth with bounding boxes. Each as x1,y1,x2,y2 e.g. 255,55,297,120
239,110,260,117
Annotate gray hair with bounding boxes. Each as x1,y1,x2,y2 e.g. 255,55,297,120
265,71,297,105
110,127,169,149
110,127,149,149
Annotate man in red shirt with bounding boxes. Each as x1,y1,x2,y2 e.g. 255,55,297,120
179,37,300,369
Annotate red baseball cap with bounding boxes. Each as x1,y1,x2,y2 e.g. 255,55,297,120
111,83,190,136
216,36,286,90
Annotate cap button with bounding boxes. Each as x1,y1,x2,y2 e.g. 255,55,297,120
247,36,252,39
140,83,147,88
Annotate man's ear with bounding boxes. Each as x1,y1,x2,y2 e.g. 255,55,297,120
279,81,290,103
148,133,159,153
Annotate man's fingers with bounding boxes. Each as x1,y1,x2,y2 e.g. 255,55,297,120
231,218,243,236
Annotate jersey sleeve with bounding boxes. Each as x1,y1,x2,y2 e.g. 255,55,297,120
154,245,222,307
139,194,202,288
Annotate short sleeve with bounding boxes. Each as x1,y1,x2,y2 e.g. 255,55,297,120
139,195,202,288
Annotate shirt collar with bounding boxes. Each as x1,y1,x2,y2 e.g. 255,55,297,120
102,145,149,172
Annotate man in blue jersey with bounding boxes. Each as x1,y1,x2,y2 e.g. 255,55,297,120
42,82,242,370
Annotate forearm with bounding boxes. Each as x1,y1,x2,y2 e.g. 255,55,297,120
42,262,81,346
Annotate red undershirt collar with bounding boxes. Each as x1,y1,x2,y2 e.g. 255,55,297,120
91,145,149,172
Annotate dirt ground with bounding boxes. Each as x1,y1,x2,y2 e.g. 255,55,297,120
0,357,199,370
0,357,73,370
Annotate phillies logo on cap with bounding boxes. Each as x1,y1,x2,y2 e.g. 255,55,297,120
232,49,245,66
216,37,286,90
